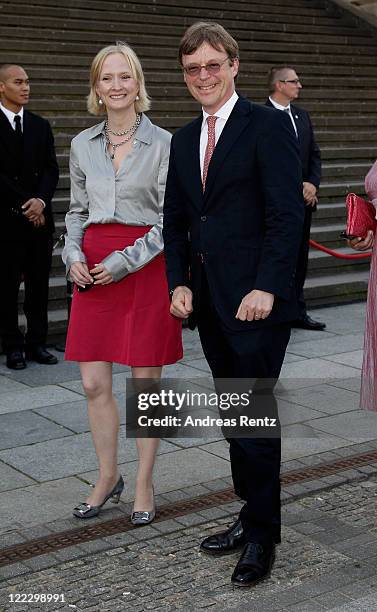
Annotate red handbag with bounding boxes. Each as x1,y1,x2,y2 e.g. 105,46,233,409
345,193,376,239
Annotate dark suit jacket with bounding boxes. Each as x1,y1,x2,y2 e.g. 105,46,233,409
265,99,321,189
163,96,304,331
0,108,59,234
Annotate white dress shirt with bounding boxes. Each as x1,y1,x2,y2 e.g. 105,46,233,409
200,91,239,177
0,102,24,130
268,96,298,138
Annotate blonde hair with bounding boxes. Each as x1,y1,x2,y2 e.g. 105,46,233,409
87,42,151,115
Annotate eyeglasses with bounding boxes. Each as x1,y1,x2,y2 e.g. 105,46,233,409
182,57,230,77
279,78,301,85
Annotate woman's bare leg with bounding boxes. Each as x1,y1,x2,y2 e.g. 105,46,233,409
132,366,162,511
80,361,120,506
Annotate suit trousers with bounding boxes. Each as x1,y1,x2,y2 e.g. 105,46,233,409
296,204,312,318
0,219,53,352
196,271,291,545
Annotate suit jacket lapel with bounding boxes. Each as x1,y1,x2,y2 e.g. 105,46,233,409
0,109,18,158
203,98,252,204
183,115,203,211
22,110,34,162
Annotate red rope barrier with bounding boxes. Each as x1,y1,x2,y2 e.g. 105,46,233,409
309,239,372,259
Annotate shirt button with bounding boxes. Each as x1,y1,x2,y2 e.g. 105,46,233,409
201,216,207,222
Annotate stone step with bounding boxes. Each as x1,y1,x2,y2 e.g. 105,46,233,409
321,146,377,161
304,270,369,306
0,0,355,24
315,202,347,222
18,276,67,308
11,52,377,77
322,161,372,179
307,245,370,274
2,34,377,60
18,65,377,90
1,21,376,49
319,180,364,198
43,113,377,133
310,222,348,246
2,0,376,321
18,307,68,342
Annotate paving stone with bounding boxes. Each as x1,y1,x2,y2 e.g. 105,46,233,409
306,411,377,444
35,393,126,433
0,562,30,580
0,531,27,548
153,519,184,534
311,591,353,609
157,489,192,503
276,384,359,416
52,545,87,562
0,410,73,450
197,506,233,520
331,592,377,611
282,428,351,461
0,460,36,494
0,431,177,481
0,477,91,531
82,448,231,504
174,513,211,527
0,385,83,415
22,553,59,571
0,376,31,393
281,358,361,380
287,601,326,611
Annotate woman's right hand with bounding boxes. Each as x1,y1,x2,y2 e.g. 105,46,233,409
69,262,93,288
347,230,374,251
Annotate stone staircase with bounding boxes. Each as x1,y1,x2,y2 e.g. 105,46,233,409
1,0,376,341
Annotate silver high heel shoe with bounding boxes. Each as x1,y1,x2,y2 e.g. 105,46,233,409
73,475,124,519
131,485,156,526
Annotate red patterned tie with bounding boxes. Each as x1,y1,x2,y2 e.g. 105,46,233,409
202,115,217,191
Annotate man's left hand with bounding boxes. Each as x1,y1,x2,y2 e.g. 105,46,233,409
303,182,317,205
22,198,44,222
236,290,274,321
33,213,45,228
90,263,114,285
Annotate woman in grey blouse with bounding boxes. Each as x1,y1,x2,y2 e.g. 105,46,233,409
62,43,182,523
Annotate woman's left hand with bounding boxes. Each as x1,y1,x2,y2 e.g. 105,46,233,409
90,263,114,285
347,230,374,251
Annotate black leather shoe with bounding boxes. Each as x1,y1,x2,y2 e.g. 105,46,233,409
200,519,245,555
25,346,58,365
200,519,280,555
6,350,26,370
231,541,275,587
291,315,326,331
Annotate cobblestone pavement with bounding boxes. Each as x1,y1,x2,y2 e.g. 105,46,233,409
1,478,377,612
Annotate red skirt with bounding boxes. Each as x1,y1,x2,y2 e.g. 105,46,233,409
65,224,183,366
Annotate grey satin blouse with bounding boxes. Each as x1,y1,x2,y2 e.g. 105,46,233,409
62,113,171,282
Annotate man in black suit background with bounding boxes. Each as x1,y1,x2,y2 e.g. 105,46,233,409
267,66,324,331
163,23,304,587
0,64,59,369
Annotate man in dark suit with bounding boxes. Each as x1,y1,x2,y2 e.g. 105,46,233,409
0,64,59,369
267,65,324,331
163,23,304,587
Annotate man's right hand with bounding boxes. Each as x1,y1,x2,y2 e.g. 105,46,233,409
170,286,193,319
69,262,93,288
